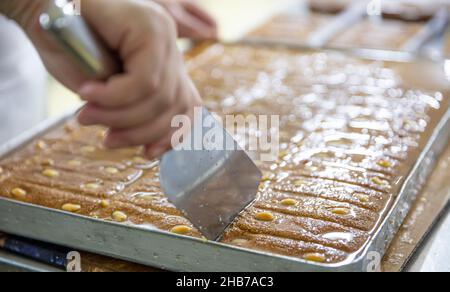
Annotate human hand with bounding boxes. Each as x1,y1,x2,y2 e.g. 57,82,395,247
154,0,217,39
6,0,202,158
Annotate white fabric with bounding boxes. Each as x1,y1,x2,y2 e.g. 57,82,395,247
0,16,47,145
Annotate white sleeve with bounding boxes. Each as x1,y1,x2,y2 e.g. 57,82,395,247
0,16,48,145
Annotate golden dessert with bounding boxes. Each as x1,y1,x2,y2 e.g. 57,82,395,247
328,18,424,50
248,13,332,44
1,44,448,265
187,44,448,263
0,124,203,238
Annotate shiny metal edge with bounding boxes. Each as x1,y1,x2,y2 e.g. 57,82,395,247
0,197,354,272
402,9,449,53
0,107,79,158
355,107,450,271
231,38,419,63
306,2,367,48
0,59,449,272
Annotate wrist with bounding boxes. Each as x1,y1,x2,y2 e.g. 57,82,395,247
0,0,47,31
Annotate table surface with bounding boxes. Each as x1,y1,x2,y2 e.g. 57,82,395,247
407,204,450,272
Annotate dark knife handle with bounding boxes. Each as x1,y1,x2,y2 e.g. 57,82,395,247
0,234,70,269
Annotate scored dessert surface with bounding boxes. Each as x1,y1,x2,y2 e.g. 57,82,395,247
0,44,448,264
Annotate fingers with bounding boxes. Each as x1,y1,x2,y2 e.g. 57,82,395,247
78,94,165,129
78,0,172,105
77,28,171,109
103,100,184,149
144,81,198,159
177,12,214,39
100,60,186,148
172,1,217,39
145,131,174,159
78,75,148,108
101,71,197,150
182,1,217,30
73,0,203,157
77,76,178,129
78,42,180,129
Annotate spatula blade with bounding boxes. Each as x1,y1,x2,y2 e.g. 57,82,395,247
160,108,262,240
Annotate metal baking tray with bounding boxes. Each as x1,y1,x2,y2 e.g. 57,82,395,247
0,47,449,272
245,2,449,55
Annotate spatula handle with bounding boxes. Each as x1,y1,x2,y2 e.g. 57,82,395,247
39,0,120,80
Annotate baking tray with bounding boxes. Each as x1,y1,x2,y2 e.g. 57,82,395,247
0,47,449,272
244,2,367,48
400,9,449,53
245,2,449,54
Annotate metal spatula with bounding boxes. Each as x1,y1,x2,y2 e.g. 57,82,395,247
159,107,262,240
40,0,262,241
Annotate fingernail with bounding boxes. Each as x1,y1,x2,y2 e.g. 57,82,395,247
76,112,90,125
76,107,96,125
146,146,167,159
209,29,217,39
78,84,96,99
103,134,121,149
